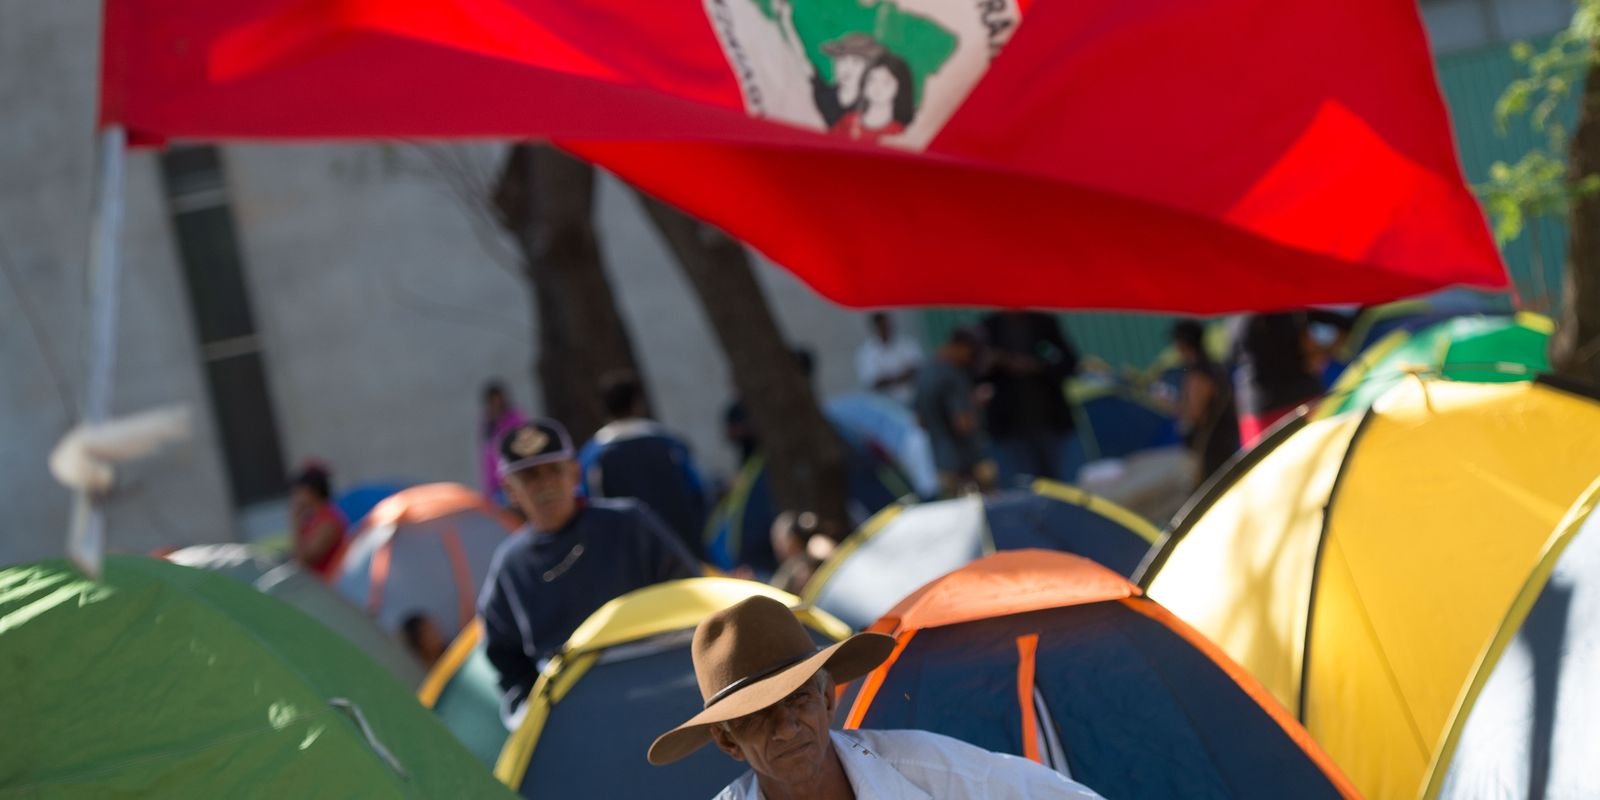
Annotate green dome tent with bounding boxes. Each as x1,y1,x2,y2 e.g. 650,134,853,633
1322,313,1552,417
0,556,513,798
166,544,426,687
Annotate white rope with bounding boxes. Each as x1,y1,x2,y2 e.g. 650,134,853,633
328,698,409,779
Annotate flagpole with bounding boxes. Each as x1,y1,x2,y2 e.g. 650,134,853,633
68,124,128,578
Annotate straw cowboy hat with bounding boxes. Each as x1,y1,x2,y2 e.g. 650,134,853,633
647,596,896,765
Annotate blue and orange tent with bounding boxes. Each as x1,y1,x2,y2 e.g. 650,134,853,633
843,550,1358,799
332,483,517,642
804,481,1158,630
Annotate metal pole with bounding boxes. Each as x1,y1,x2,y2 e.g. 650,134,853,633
68,125,127,578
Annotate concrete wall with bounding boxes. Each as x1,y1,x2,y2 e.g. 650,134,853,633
0,3,894,567
224,140,881,498
1,2,235,565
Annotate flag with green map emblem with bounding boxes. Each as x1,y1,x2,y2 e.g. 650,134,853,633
103,0,1506,311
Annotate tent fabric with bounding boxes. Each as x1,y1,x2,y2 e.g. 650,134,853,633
0,556,513,798
825,392,939,499
419,620,507,767
101,1,1503,312
846,550,1356,799
806,480,1157,630
1141,377,1600,799
1428,477,1600,800
705,434,913,574
493,578,849,798
335,481,412,527
166,544,426,687
1338,293,1508,361
1066,382,1181,464
1322,313,1553,416
333,482,516,640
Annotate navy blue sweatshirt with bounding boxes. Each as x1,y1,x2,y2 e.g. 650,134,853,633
477,498,700,713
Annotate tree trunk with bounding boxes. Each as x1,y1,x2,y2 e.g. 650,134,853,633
493,144,646,440
633,192,852,538
1556,56,1600,385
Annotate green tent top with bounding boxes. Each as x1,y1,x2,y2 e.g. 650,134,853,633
166,544,426,688
0,556,514,798
1322,312,1553,417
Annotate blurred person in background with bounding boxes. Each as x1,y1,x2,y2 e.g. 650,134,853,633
580,370,709,559
1227,312,1322,447
401,611,449,669
768,510,837,595
1170,320,1240,483
290,462,348,580
980,311,1081,486
855,312,923,406
914,327,995,497
479,418,701,726
480,380,527,506
1306,308,1359,388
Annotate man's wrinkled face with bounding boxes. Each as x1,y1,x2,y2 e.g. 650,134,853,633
504,460,579,531
711,675,837,786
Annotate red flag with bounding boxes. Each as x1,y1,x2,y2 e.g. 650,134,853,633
101,0,1507,311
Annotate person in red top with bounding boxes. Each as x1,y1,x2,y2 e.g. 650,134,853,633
290,463,348,579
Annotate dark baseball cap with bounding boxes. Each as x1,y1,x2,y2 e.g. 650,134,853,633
498,418,576,476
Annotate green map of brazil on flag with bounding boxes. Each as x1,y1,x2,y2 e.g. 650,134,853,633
100,0,1507,312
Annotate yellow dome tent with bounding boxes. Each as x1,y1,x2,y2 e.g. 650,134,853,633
1423,476,1600,799
1136,377,1600,799
488,578,850,798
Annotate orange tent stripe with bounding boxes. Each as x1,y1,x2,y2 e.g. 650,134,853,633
1120,599,1361,799
844,628,918,730
441,525,476,630
366,539,393,615
1016,633,1042,764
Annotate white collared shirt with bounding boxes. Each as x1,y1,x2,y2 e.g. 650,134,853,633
713,729,1106,800
856,336,924,406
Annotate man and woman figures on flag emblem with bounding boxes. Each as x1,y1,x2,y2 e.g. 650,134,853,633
709,0,1025,148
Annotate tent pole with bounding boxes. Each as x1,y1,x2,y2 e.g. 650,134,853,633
68,125,128,578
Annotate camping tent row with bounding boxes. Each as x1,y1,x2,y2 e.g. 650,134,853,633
1138,376,1600,799
0,556,512,798
843,550,1359,799
805,480,1160,630
332,483,518,644
423,556,1371,799
420,579,851,798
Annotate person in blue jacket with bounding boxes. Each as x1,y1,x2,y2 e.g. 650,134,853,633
578,371,709,559
479,417,701,726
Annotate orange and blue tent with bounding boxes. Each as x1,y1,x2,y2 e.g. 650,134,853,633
842,550,1357,799
333,483,517,642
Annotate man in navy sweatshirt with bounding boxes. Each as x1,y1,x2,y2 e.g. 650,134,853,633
478,417,701,725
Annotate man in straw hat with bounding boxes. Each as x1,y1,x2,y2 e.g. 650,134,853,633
648,596,1105,799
